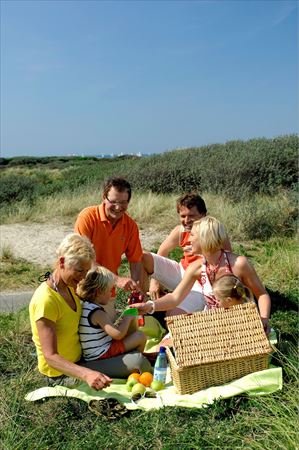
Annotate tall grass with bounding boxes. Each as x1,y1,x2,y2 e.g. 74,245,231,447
0,307,298,450
0,188,296,243
0,149,298,449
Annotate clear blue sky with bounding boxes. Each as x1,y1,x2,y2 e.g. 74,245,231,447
1,0,298,157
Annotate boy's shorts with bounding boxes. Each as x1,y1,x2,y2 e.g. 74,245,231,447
99,340,125,359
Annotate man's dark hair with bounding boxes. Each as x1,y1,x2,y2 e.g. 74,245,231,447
176,192,207,215
102,177,132,202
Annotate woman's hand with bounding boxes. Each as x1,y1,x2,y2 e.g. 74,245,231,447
261,317,270,335
84,370,112,391
128,301,152,315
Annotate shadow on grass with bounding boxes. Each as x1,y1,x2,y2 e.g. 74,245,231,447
266,287,297,313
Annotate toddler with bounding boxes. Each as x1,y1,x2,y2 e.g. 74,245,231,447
77,266,146,361
213,274,253,308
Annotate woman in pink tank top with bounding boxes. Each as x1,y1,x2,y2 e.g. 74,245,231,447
132,216,271,334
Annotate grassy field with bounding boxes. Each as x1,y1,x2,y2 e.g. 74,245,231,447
0,148,298,449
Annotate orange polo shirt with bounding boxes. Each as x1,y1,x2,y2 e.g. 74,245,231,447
74,204,143,274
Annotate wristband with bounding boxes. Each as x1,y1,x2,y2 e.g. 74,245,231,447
146,300,155,315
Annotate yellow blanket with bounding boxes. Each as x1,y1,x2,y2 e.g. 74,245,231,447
25,366,282,411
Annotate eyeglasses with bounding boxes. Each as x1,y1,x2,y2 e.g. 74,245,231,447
131,389,157,405
105,196,129,207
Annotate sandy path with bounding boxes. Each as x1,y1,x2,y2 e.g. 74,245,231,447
0,223,166,267
0,222,167,311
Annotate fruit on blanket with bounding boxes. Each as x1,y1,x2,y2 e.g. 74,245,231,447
150,380,165,391
131,383,146,396
139,372,153,387
126,378,139,392
127,372,140,382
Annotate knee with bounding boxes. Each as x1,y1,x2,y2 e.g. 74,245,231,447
142,252,154,274
137,331,147,345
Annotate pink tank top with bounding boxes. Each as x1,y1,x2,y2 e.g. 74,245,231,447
199,251,233,309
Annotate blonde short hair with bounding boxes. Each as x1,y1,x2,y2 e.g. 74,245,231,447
213,275,253,304
76,265,116,302
192,216,228,254
56,233,95,268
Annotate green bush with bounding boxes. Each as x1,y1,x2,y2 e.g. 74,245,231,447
0,174,37,204
234,192,297,240
124,135,298,200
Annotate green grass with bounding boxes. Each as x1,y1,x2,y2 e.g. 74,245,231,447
0,247,50,290
0,308,297,449
0,171,298,449
1,239,298,449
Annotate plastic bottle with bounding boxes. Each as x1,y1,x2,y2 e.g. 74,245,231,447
153,346,167,384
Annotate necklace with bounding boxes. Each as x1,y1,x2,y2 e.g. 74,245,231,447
206,251,223,282
49,273,76,311
49,273,60,293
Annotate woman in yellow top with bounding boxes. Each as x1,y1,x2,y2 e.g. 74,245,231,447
29,233,151,390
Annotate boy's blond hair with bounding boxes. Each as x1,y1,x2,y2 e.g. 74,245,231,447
56,233,95,267
213,275,253,304
192,216,227,254
77,265,116,302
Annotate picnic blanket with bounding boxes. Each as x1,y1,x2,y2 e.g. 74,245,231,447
25,322,280,411
25,366,282,411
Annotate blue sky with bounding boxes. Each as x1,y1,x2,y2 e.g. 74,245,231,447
1,0,298,157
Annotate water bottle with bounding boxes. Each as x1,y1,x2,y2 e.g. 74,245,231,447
153,346,167,384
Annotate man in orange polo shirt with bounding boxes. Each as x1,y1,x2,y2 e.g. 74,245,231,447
74,177,143,318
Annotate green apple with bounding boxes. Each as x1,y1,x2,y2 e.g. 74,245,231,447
131,383,146,396
150,380,165,392
126,378,139,392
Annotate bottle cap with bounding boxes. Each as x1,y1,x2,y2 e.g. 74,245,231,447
159,346,166,353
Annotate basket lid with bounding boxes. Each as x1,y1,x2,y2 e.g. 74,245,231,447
165,303,272,368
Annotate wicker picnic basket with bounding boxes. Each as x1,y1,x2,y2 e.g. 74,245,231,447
165,302,272,395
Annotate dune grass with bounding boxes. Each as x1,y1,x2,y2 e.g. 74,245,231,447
0,243,298,449
0,304,298,450
0,185,298,449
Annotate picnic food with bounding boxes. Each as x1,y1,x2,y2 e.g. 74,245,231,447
128,290,145,326
131,383,146,396
150,380,165,391
126,378,139,392
139,372,153,387
127,372,141,382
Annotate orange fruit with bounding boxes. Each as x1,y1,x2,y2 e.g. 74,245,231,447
127,372,140,383
139,371,153,387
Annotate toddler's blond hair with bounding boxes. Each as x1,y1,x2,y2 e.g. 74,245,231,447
213,275,253,307
77,265,116,302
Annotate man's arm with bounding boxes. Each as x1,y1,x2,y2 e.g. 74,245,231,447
156,225,181,257
115,261,142,291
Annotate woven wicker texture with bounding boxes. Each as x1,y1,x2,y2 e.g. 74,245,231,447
166,303,272,368
165,303,272,394
166,347,270,395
